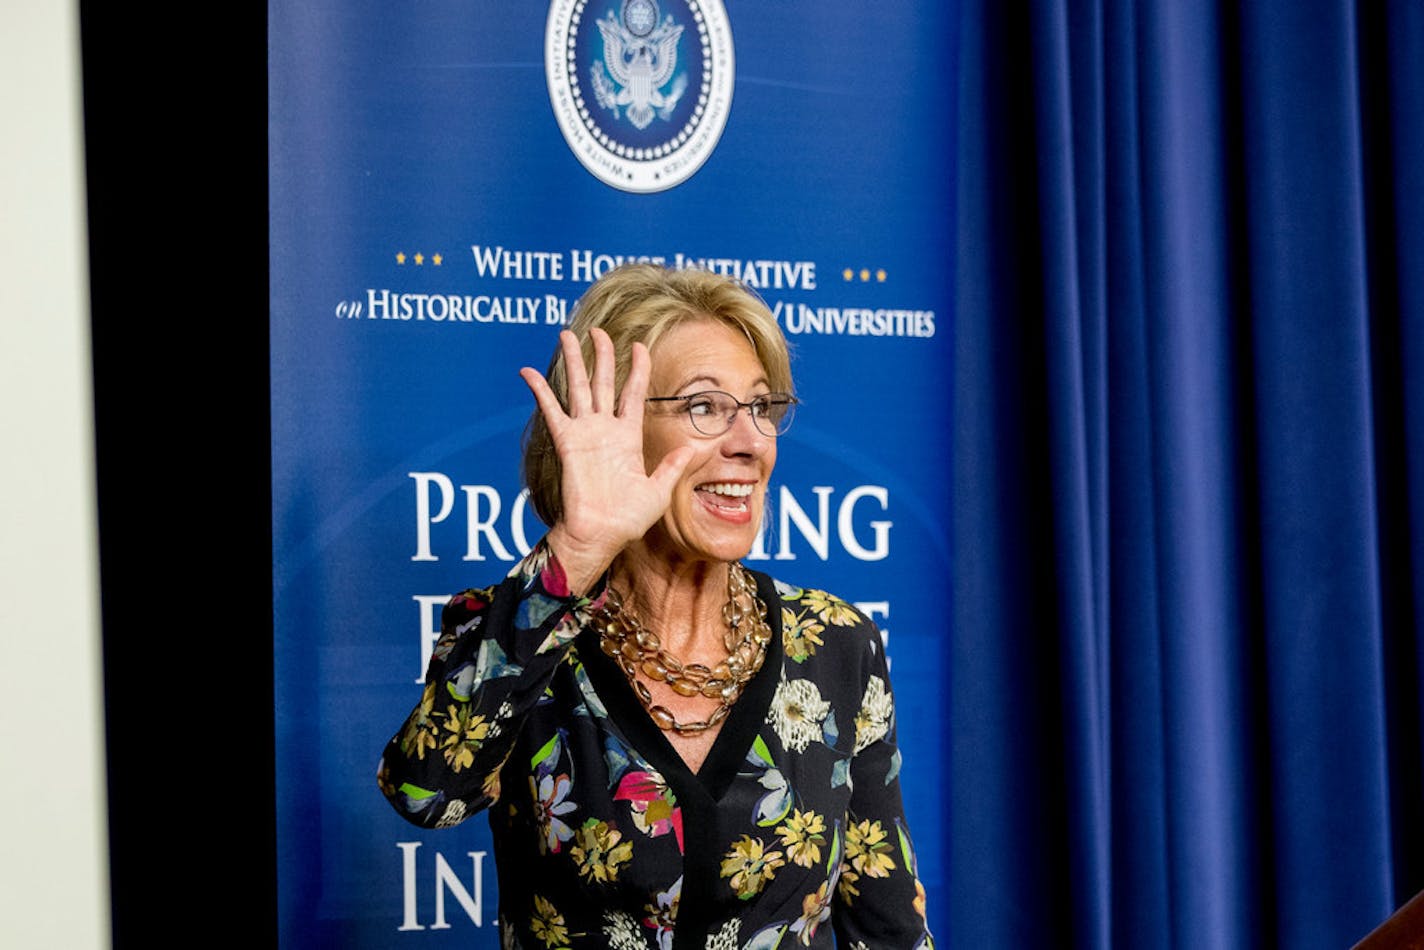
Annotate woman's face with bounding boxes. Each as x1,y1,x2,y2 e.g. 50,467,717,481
639,317,778,566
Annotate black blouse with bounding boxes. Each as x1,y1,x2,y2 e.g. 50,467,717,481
378,539,934,949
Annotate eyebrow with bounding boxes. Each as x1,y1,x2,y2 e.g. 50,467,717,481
673,374,772,395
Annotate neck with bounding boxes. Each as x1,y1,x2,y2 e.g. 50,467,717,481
610,549,734,657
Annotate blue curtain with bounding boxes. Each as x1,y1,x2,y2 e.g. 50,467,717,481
951,1,1423,946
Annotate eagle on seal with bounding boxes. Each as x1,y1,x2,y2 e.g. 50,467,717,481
591,11,687,131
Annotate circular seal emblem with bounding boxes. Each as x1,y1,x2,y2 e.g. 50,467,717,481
546,0,735,193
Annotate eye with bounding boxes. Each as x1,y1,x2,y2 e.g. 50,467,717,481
686,394,718,417
753,395,789,420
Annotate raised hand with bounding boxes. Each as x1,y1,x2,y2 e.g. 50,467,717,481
519,327,694,593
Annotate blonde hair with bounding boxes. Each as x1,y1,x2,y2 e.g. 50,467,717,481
522,262,793,526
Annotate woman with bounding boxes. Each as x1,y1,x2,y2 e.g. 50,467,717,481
378,263,934,949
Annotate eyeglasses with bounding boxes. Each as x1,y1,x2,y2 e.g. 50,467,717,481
645,390,798,438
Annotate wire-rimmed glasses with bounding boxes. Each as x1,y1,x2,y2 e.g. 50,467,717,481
645,390,798,438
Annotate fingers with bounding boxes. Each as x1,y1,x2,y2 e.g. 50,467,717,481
519,366,568,430
647,444,697,494
617,341,650,420
559,327,624,416
589,327,616,413
524,329,633,440
560,330,593,415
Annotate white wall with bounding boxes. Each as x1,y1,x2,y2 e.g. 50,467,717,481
0,4,111,948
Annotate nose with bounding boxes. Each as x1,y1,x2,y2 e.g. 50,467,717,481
720,404,771,455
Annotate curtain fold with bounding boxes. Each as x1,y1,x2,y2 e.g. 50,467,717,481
1365,0,1424,911
952,1,1423,945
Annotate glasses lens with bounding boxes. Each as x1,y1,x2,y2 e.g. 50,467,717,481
752,395,796,436
680,392,796,436
685,392,735,436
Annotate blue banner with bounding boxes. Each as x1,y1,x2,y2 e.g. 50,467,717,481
269,3,955,944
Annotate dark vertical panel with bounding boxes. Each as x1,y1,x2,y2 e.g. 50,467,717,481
952,0,1077,942
1215,0,1281,944
78,4,276,945
1234,0,1393,940
1359,0,1424,911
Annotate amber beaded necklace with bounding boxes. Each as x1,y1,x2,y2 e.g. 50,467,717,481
595,562,772,736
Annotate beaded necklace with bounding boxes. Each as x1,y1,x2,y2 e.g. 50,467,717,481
595,562,772,736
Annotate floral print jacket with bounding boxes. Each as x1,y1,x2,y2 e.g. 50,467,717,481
378,540,935,950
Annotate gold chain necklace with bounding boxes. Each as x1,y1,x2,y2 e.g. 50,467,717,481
595,562,772,736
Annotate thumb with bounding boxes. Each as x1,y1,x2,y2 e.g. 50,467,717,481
647,445,697,495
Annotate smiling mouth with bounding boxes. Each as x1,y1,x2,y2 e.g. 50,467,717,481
697,481,755,512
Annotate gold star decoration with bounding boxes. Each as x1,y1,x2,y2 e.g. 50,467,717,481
396,251,444,265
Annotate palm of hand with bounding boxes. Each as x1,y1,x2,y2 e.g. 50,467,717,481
520,327,695,569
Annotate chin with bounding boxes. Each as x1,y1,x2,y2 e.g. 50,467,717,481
711,525,762,563
665,526,760,566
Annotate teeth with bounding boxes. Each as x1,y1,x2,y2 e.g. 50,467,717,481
701,482,754,498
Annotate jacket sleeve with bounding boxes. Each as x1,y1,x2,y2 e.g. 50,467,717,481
376,537,606,829
832,619,935,949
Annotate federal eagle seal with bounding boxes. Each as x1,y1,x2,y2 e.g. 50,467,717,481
546,0,734,193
